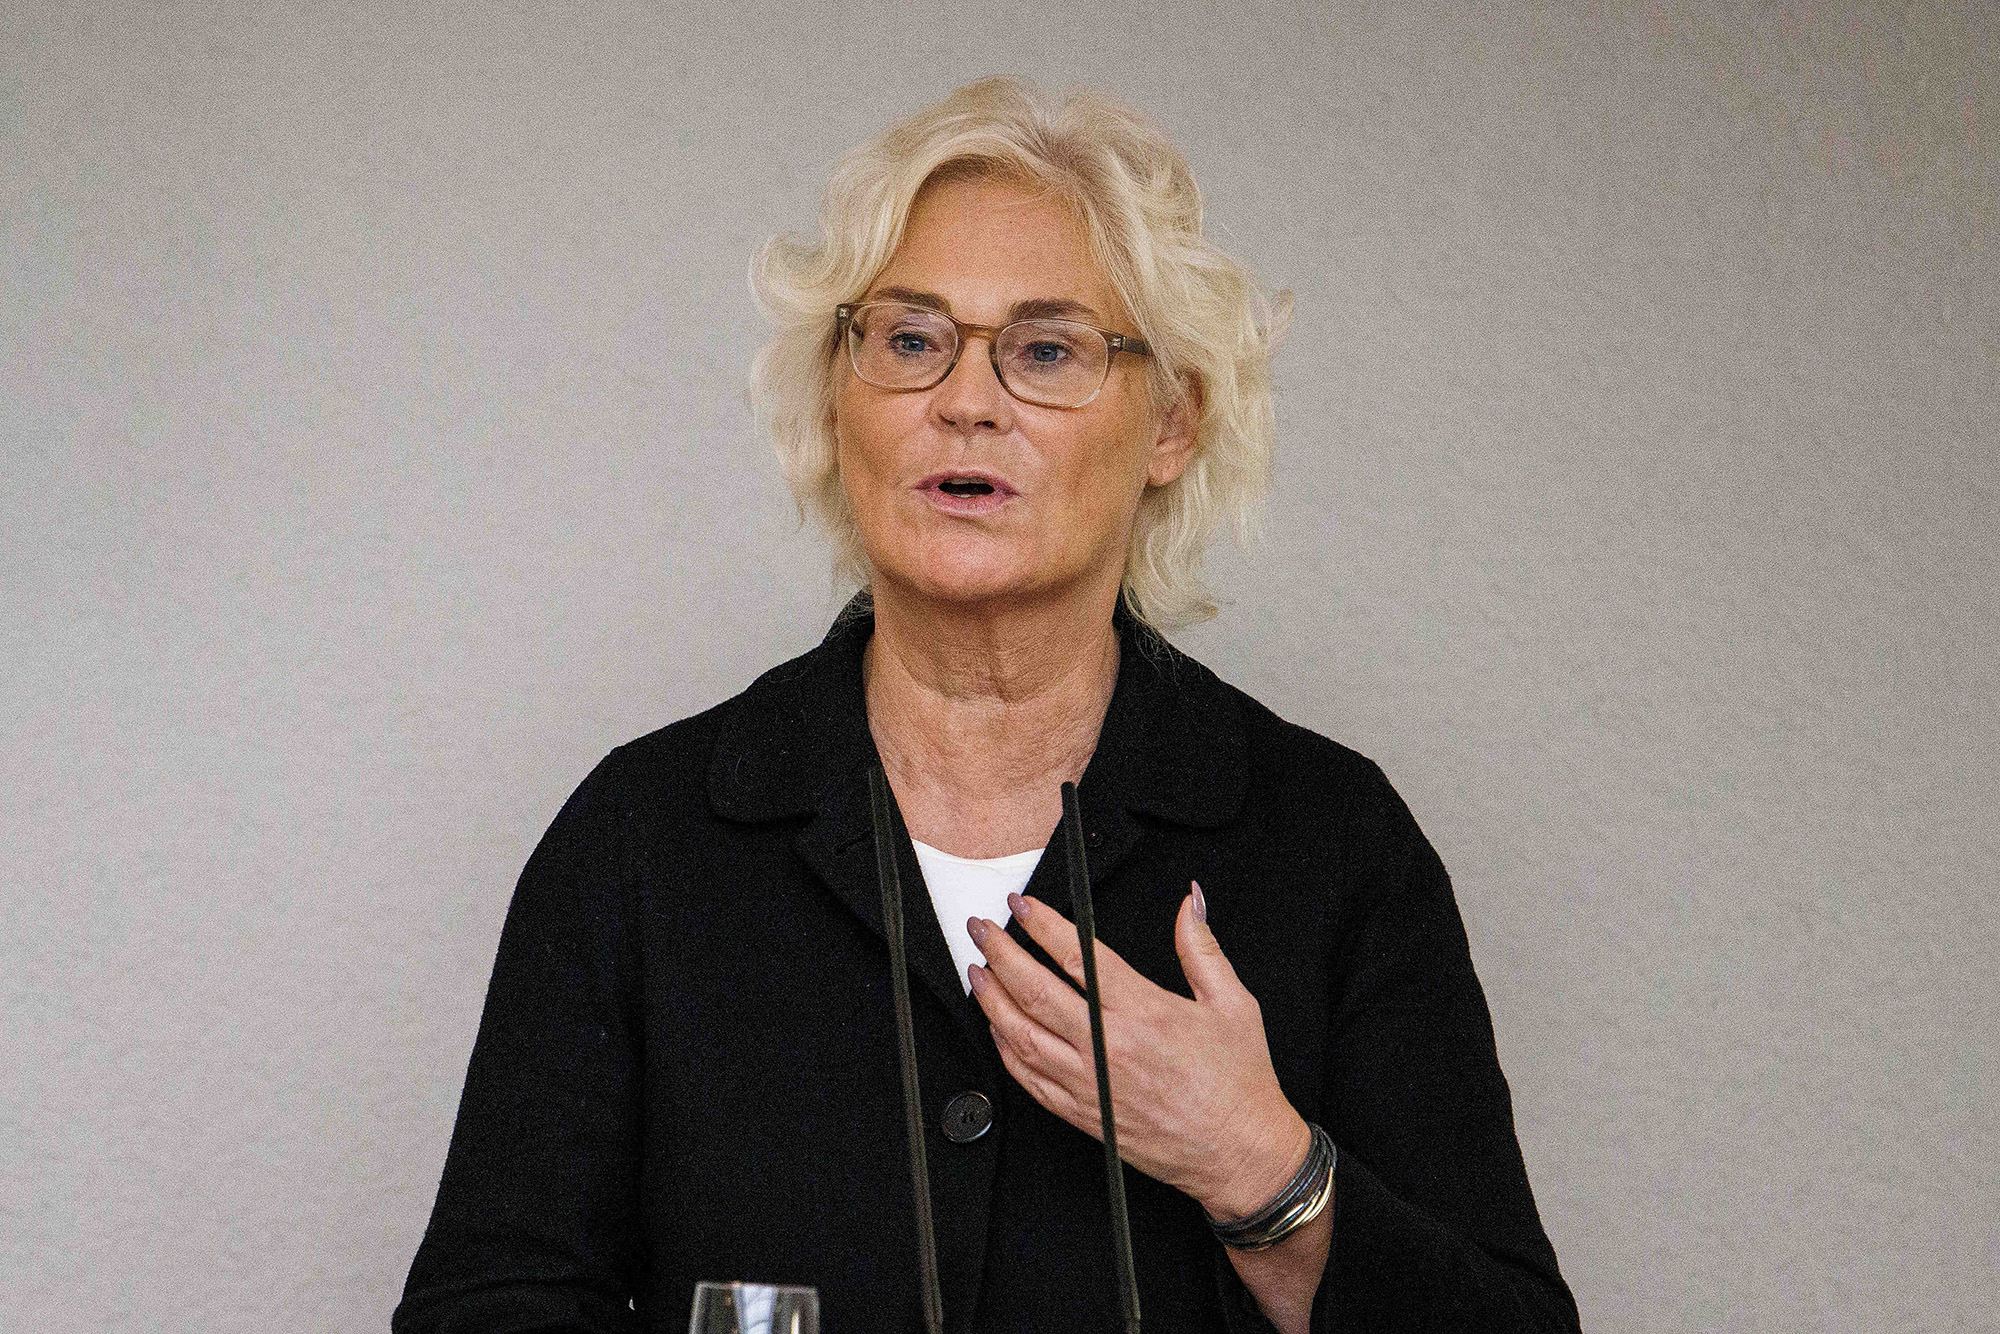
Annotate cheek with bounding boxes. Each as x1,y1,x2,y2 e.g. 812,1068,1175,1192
1056,419,1152,522
832,403,928,555
832,396,893,496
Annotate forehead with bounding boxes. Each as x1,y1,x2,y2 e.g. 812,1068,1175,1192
868,173,1126,327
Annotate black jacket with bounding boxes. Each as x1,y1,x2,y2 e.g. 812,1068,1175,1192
395,604,1580,1333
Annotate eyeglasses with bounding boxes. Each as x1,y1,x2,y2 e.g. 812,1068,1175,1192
835,300,1153,409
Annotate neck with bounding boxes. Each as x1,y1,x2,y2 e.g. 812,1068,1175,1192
864,580,1123,858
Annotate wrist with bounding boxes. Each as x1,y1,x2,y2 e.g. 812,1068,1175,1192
1198,1106,1313,1222
1208,1122,1336,1254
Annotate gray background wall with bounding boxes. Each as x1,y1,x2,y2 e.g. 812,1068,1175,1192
4,1,1994,1329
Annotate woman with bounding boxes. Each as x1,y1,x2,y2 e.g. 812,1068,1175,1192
396,77,1579,1333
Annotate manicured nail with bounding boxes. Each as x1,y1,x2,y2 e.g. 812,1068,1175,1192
1007,892,1030,920
967,916,989,948
1191,880,1207,924
968,964,989,995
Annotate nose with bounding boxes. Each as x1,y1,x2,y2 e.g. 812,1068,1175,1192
931,332,1014,435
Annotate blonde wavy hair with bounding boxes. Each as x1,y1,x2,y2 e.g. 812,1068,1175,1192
747,75,1289,630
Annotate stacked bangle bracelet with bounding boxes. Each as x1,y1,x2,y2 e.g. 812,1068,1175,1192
1208,1123,1337,1251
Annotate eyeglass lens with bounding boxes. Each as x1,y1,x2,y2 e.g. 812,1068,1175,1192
846,303,1110,407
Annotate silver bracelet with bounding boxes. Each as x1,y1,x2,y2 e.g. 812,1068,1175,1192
1207,1123,1337,1251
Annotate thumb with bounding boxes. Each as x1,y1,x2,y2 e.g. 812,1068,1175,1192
1175,881,1244,1005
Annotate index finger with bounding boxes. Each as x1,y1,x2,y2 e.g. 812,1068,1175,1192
974,911,1092,1046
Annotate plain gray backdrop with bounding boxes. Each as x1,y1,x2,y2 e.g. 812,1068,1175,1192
5,1,1996,1329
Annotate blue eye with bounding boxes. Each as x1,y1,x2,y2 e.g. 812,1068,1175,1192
888,331,936,355
1025,342,1068,363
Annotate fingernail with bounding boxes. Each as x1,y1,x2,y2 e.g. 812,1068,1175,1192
969,964,988,995
1191,880,1207,924
967,916,989,947
1007,892,1030,920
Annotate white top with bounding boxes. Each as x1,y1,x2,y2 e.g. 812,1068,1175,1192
912,838,1046,992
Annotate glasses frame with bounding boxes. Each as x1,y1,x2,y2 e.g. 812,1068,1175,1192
835,300,1153,409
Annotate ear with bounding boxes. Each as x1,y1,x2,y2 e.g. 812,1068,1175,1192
1146,372,1204,488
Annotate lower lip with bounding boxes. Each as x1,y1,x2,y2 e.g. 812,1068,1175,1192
920,485,1014,516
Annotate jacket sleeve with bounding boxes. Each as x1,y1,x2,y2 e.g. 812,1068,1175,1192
1305,766,1581,1334
393,755,646,1334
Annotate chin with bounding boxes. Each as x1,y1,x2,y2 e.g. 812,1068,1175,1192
883,545,1055,608
906,566,1039,607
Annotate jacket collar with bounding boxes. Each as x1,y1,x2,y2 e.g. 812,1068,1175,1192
707,595,1248,833
708,594,1247,1025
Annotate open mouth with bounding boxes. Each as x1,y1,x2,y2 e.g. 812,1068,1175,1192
918,470,1014,507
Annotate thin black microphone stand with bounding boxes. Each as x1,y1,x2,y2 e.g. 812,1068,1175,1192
869,764,946,1334
1062,780,1143,1334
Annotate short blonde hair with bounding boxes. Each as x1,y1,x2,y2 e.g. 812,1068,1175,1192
747,75,1289,630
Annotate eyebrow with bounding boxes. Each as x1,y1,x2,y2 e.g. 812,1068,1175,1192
868,285,1107,326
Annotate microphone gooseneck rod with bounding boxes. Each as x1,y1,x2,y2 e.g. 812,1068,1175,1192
1061,781,1142,1334
868,764,946,1334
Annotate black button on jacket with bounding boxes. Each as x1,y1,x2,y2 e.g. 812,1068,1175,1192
395,605,1581,1333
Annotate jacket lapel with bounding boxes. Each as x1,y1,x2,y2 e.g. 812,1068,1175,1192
707,605,986,1029
1064,606,1250,890
790,763,983,1027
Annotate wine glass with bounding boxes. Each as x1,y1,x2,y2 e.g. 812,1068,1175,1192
688,1281,819,1334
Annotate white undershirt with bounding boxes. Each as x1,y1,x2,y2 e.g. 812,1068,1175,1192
911,839,1046,992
